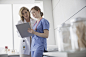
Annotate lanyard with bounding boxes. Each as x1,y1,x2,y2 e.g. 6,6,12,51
34,18,42,30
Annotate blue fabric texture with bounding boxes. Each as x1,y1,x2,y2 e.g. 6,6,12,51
31,18,49,57
31,50,44,57
31,18,50,51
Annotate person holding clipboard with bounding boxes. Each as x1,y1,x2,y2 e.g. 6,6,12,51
17,7,36,57
28,6,50,57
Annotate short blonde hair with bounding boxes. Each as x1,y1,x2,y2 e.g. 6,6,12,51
19,7,31,22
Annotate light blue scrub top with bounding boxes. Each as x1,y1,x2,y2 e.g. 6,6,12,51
31,18,50,51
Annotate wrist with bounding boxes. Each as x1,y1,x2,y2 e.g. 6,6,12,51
32,31,36,34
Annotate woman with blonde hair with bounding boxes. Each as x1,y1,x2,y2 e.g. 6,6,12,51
17,7,36,57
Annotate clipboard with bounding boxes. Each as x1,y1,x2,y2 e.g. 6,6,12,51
16,22,34,38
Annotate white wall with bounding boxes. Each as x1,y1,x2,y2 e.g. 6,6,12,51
52,0,86,45
0,0,34,4
0,0,56,45
36,0,55,45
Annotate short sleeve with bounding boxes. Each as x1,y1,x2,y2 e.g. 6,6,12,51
18,20,22,24
42,19,50,31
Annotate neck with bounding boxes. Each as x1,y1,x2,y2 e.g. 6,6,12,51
37,16,42,23
25,18,30,22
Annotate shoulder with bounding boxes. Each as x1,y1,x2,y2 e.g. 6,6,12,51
18,20,22,22
41,18,49,23
18,20,23,24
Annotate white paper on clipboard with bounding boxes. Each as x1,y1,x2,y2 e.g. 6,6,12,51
16,22,34,38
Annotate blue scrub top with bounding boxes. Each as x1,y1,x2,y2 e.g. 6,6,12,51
31,18,50,51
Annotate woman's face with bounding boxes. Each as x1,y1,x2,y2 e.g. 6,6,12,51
22,9,29,19
31,9,39,18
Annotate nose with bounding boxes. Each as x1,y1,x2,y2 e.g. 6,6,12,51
32,13,35,16
25,13,27,16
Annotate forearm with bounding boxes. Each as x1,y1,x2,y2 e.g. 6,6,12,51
33,32,48,38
